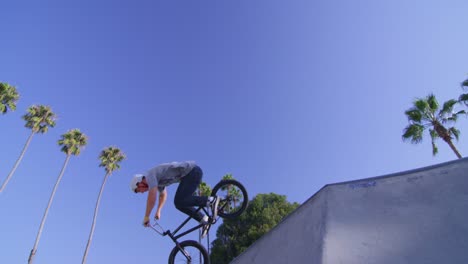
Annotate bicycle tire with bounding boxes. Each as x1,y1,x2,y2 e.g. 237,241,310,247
211,179,248,219
168,240,209,264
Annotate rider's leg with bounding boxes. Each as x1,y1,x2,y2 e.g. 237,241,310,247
174,165,209,222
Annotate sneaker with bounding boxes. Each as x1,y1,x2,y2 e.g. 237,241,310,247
200,215,209,224
201,223,210,239
210,196,220,221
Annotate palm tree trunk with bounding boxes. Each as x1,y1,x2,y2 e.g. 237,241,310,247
28,155,71,264
82,172,111,264
0,131,35,193
228,185,233,212
445,139,463,159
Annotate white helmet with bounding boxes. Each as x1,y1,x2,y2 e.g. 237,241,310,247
130,174,144,193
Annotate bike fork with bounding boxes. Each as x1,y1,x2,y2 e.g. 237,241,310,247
171,235,193,263
177,243,192,262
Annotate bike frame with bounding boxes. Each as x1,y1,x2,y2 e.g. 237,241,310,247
150,192,234,262
170,206,208,241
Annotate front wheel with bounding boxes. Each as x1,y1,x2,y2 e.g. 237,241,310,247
168,240,209,264
211,179,248,219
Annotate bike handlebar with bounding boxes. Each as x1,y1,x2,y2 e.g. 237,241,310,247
149,221,168,236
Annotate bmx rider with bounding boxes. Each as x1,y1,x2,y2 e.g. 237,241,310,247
130,161,219,238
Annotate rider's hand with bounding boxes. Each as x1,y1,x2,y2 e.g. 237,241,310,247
155,210,161,220
142,216,150,227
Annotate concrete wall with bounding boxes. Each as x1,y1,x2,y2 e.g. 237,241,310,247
231,158,468,264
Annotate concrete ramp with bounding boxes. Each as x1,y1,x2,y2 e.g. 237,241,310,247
231,158,468,264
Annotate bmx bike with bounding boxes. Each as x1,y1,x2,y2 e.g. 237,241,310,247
149,179,248,264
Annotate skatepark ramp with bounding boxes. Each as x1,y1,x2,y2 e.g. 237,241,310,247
231,158,468,264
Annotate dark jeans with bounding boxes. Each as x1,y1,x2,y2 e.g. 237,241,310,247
174,166,208,222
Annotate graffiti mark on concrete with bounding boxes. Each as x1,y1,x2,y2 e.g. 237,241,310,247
349,181,377,189
407,175,423,183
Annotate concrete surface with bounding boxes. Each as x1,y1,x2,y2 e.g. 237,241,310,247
230,158,468,264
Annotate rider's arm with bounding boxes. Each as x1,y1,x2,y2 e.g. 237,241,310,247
155,188,167,219
145,187,158,218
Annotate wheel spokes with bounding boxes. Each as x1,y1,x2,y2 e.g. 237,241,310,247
218,184,245,215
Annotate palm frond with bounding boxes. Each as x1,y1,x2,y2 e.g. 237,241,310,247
402,124,424,144
459,93,468,106
462,79,468,89
449,127,460,141
404,108,423,123
426,94,439,113
414,98,429,113
431,141,439,156
429,129,439,156
440,99,457,116
446,116,457,123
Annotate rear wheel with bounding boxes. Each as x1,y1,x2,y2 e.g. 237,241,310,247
211,179,248,219
168,240,209,264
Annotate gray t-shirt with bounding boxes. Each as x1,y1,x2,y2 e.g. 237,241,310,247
144,161,196,192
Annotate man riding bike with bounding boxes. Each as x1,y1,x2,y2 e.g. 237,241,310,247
130,161,219,238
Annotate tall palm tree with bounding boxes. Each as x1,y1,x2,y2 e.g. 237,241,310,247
82,146,125,264
1,105,56,193
28,129,88,264
402,94,465,159
222,174,233,199
0,82,20,114
221,174,241,210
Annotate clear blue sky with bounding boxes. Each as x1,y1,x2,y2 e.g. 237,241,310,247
1,1,468,263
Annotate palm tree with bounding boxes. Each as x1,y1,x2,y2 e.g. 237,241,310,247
1,105,56,193
221,174,242,210
0,82,20,114
222,174,233,211
28,129,88,264
402,94,465,159
82,146,125,264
